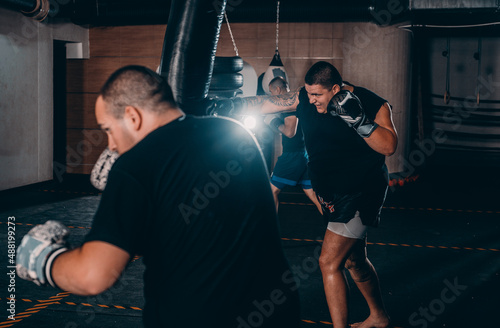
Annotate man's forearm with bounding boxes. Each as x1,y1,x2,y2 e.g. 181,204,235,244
244,92,299,114
52,241,129,296
279,116,298,138
51,247,97,295
364,126,398,156
363,103,398,156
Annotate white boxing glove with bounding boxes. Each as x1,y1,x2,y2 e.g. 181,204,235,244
16,220,70,287
90,147,119,191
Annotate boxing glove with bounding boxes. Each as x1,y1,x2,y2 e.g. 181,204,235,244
206,97,247,118
90,147,119,191
263,113,284,134
328,90,378,138
17,220,70,287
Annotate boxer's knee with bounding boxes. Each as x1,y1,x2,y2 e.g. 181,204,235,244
271,183,281,197
319,251,346,274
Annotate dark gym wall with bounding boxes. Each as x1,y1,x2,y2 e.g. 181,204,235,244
425,36,500,166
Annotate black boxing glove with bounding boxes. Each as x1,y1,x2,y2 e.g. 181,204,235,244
328,90,378,138
263,113,284,134
206,97,247,118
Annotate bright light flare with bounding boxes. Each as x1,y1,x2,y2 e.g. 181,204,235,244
243,115,257,130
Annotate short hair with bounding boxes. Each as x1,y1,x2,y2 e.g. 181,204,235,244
269,76,289,91
100,65,176,118
304,61,342,90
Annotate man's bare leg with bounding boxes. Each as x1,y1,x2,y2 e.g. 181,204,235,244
347,239,391,328
302,188,323,214
270,184,281,213
319,229,359,328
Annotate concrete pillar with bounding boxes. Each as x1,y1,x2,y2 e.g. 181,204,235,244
342,23,412,174
0,8,88,191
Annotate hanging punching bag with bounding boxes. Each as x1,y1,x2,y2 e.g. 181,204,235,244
159,0,226,114
262,50,289,95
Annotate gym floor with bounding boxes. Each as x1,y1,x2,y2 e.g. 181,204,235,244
0,165,499,328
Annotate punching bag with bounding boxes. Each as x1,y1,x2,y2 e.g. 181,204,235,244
159,0,226,114
262,50,289,95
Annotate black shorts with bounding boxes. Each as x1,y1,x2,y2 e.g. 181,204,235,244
316,173,388,227
271,151,312,189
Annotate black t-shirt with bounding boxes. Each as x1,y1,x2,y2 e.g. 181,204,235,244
281,120,306,153
85,115,300,328
296,85,387,194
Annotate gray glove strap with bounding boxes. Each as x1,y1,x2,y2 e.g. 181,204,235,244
356,120,379,138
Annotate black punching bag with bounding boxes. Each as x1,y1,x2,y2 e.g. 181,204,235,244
159,0,226,115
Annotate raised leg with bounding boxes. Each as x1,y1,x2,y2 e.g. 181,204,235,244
270,183,281,213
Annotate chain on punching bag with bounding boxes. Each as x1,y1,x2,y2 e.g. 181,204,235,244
262,1,289,95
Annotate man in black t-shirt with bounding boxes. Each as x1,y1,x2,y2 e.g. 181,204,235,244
213,61,397,328
265,77,322,213
16,66,300,328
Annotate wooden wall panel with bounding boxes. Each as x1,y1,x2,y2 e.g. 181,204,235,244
67,57,162,94
66,93,99,129
67,57,122,93
120,57,161,71
89,26,122,57
219,23,259,41
66,24,165,174
66,129,107,174
119,25,166,58
90,25,166,58
216,22,344,91
66,60,84,93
